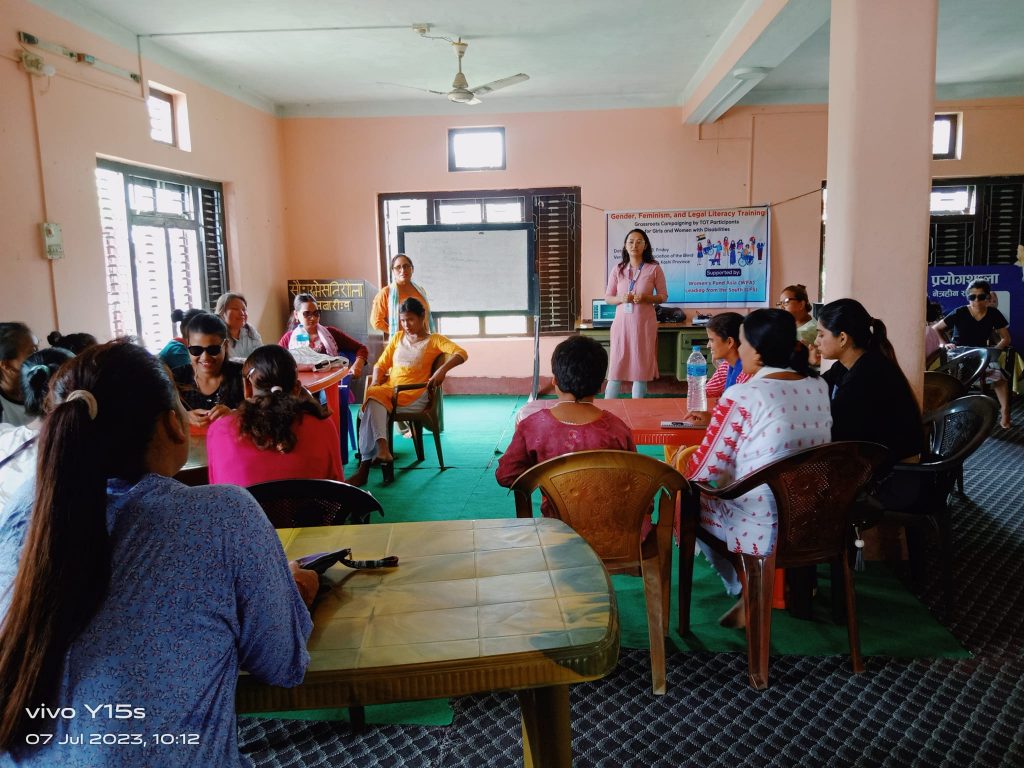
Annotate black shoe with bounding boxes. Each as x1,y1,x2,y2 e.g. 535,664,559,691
380,461,395,485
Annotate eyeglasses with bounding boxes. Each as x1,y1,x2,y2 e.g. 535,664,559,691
776,298,796,307
188,344,223,357
393,264,413,272
968,293,989,301
301,310,321,318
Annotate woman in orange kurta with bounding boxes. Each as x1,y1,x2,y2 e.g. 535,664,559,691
369,253,433,336
349,297,466,486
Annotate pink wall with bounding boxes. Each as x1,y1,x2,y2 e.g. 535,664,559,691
0,0,288,344
3,0,1023,383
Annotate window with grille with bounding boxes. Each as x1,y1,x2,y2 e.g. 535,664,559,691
96,159,228,350
378,188,581,336
929,176,1024,266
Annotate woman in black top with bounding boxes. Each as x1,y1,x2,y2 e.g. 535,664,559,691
931,279,1012,428
816,299,923,465
171,312,244,428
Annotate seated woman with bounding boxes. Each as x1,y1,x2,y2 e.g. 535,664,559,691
0,347,73,512
158,307,206,370
172,312,245,428
817,298,923,510
349,298,466,487
930,279,1013,428
0,341,314,765
0,323,37,427
278,293,368,378
684,311,752,425
216,291,264,360
496,335,635,514
46,330,97,355
683,308,832,626
207,345,343,486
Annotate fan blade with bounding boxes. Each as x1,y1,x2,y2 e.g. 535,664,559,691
376,81,447,96
470,73,529,97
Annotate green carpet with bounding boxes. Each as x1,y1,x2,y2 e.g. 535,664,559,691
324,395,966,726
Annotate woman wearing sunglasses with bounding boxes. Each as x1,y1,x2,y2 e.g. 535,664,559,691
171,312,244,428
278,293,368,379
931,279,1012,428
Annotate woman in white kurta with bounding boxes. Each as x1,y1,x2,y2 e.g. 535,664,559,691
604,228,667,399
684,308,832,610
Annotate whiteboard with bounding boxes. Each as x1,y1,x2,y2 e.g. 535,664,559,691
398,224,536,314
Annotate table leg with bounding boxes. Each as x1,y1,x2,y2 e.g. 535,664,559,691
323,383,342,439
518,685,571,768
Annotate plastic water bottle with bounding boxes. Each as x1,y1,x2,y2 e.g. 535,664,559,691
295,328,310,347
686,345,708,412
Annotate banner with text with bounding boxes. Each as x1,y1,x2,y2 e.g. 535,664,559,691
927,265,1024,343
606,207,771,307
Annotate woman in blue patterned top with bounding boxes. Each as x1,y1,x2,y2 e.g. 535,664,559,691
0,341,314,767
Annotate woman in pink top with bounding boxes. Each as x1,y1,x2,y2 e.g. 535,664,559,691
207,345,342,486
497,336,635,516
604,228,668,399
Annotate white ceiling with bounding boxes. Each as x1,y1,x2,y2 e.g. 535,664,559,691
28,0,1024,119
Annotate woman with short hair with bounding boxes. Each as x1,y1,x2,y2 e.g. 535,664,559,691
171,312,244,428
215,291,264,360
278,293,368,378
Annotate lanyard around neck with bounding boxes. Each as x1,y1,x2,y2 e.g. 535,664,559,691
627,263,645,292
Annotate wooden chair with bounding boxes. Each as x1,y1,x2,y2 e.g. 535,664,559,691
878,395,997,618
923,371,968,414
246,478,384,528
510,450,690,695
677,441,888,690
245,477,383,729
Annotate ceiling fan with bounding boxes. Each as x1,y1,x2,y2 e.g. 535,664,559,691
391,37,529,105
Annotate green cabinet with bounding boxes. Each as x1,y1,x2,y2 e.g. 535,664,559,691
577,324,710,381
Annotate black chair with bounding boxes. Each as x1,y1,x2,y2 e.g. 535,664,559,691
245,478,383,730
935,347,990,395
922,371,967,414
246,478,384,528
677,441,888,690
877,395,997,618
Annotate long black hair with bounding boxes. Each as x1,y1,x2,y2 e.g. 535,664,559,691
742,308,815,377
238,345,327,453
707,312,744,347
616,228,656,273
818,298,898,365
20,348,73,418
46,331,97,355
0,341,179,747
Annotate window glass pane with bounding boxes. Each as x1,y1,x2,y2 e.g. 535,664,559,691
147,93,174,144
129,182,156,213
930,186,976,215
932,118,952,155
131,225,174,350
485,199,524,223
96,168,138,340
484,315,527,335
385,198,427,262
156,182,191,217
450,129,505,169
437,200,483,224
438,316,480,336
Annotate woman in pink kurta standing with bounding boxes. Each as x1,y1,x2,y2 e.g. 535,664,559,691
604,228,668,399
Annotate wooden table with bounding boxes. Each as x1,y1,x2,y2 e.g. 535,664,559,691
517,397,714,447
237,518,620,768
175,366,349,486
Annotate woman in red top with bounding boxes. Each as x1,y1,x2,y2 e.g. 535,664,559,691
497,336,635,515
207,345,343,486
278,293,369,379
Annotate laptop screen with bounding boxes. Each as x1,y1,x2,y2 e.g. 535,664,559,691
591,299,616,326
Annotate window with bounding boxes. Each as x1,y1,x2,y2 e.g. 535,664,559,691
96,159,228,350
929,176,1024,266
933,113,959,160
146,83,191,150
448,127,506,171
378,187,581,335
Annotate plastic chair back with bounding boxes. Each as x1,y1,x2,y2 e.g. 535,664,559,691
246,478,384,528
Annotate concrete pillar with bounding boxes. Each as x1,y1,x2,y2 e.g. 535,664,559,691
824,0,938,394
